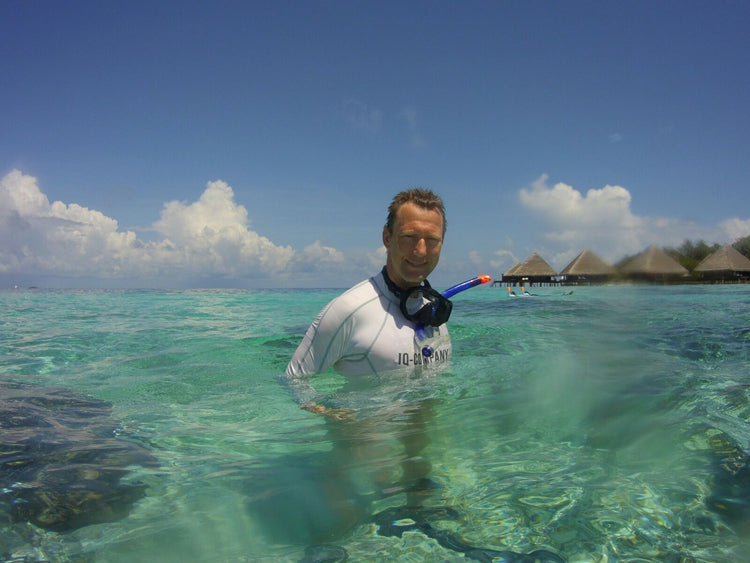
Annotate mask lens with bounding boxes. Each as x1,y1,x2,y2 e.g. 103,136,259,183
403,289,433,316
400,287,452,326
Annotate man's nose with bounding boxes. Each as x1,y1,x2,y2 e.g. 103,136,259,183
413,238,427,255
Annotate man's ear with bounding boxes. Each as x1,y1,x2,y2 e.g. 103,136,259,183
382,225,391,248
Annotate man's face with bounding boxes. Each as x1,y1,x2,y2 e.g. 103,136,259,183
383,202,444,290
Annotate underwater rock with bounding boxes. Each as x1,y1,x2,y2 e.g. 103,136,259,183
371,505,565,562
0,379,156,532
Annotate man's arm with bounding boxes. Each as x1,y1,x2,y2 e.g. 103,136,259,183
281,300,353,413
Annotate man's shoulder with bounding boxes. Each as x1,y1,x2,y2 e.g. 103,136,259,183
333,275,381,306
321,272,392,315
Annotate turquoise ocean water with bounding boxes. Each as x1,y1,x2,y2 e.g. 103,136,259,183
2,284,749,562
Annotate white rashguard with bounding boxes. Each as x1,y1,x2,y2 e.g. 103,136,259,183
283,270,451,403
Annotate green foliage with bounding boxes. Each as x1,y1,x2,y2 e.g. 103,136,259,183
665,239,720,270
612,236,750,280
733,235,750,258
614,253,635,269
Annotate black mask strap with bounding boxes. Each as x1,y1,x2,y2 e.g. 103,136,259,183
381,266,432,298
381,267,449,326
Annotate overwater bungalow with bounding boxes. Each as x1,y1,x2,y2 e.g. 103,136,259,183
559,249,615,284
693,244,750,282
619,245,689,282
502,252,557,286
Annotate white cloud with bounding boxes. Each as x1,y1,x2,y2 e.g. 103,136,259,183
0,170,346,286
516,174,745,266
0,169,139,275
299,240,345,264
152,179,295,275
293,241,347,275
720,217,750,241
367,246,386,270
468,250,482,268
519,175,638,229
341,100,425,147
399,106,426,148
343,99,383,133
518,175,644,260
490,248,519,272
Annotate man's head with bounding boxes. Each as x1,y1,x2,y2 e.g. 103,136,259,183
383,188,446,290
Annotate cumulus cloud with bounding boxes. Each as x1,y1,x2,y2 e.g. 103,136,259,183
516,174,748,266
518,175,643,260
291,241,347,278
0,169,140,275
151,180,295,275
519,175,638,229
0,170,346,286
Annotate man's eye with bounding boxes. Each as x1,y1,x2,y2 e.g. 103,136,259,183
400,235,441,248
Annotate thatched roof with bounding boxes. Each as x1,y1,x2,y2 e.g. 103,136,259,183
694,245,750,273
560,249,615,276
503,262,521,277
619,245,688,276
511,252,557,277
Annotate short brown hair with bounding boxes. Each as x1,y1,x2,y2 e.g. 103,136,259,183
385,188,446,235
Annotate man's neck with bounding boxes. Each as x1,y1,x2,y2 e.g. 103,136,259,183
381,266,429,296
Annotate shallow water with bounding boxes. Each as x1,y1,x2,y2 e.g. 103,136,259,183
1,284,749,562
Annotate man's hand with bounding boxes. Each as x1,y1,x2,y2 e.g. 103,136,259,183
300,401,354,421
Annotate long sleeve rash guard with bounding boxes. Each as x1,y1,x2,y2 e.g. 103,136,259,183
282,270,451,403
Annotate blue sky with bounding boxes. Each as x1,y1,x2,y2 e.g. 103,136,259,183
2,1,749,288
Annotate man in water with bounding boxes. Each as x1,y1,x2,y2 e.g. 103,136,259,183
271,190,564,562
283,187,451,415
265,189,449,550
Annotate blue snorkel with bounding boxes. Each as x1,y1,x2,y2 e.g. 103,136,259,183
416,274,492,357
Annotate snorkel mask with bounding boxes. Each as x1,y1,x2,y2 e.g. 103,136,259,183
400,284,453,327
382,267,492,357
381,267,453,327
